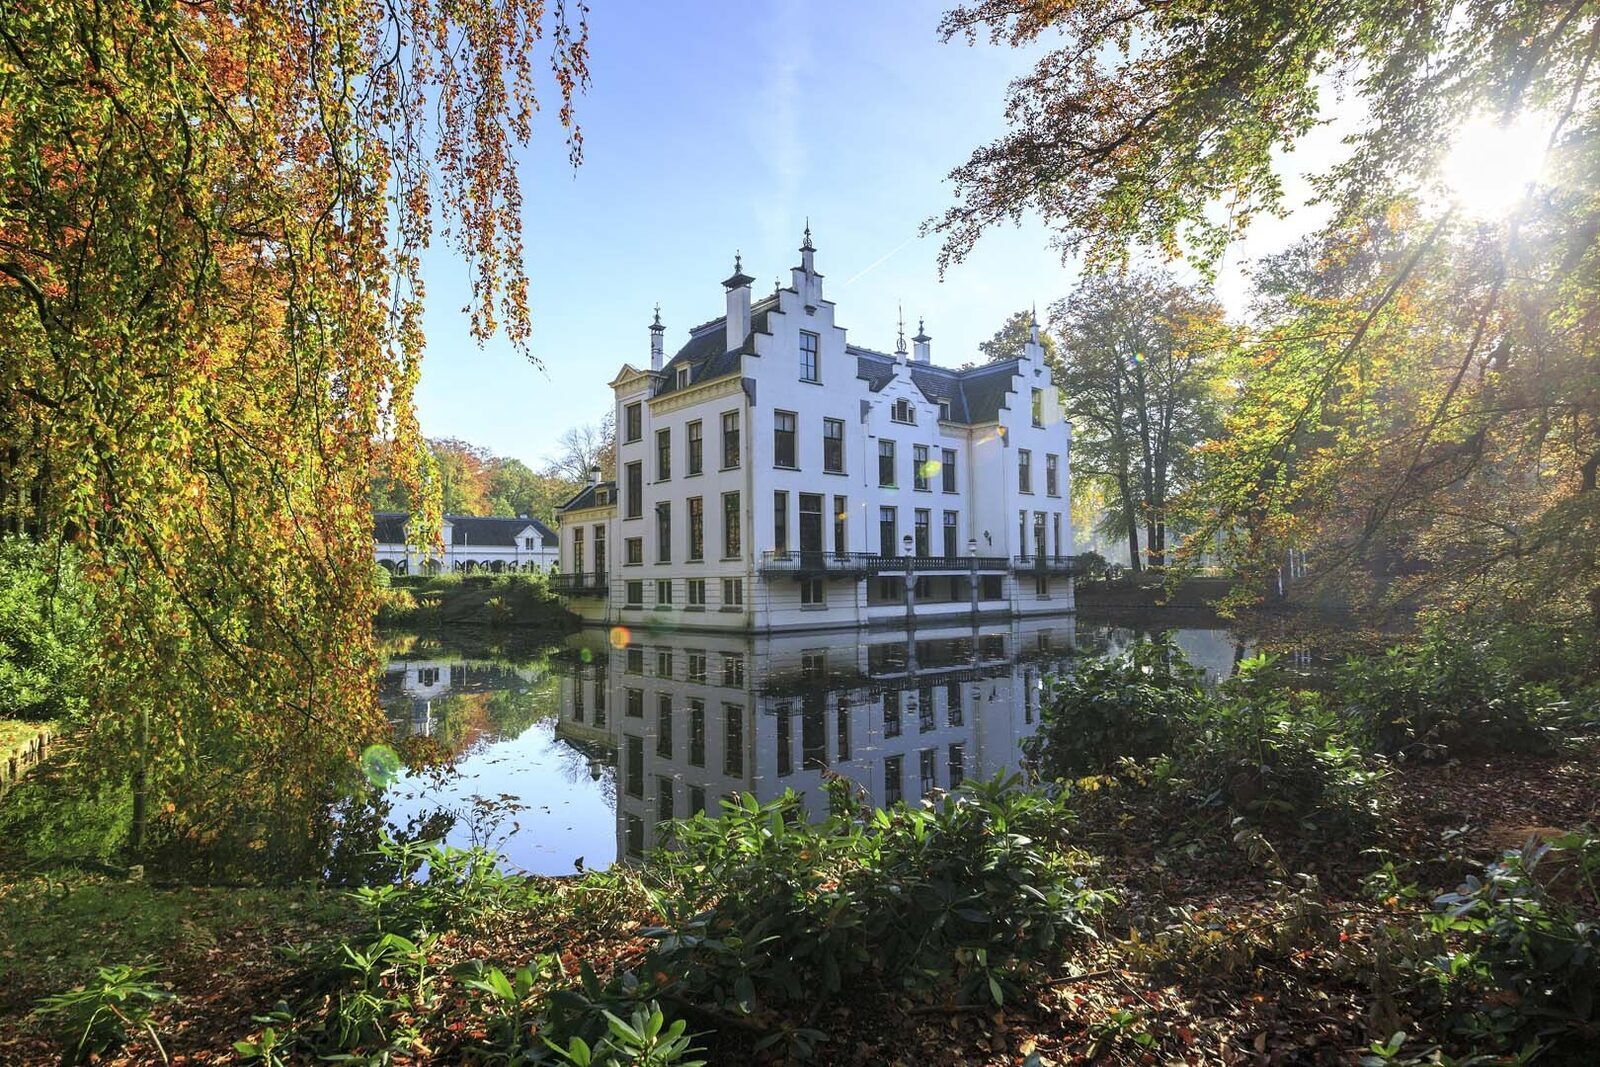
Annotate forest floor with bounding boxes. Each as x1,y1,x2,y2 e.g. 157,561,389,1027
1,741,1595,1065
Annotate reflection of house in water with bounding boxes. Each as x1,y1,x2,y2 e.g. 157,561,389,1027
557,618,1079,860
378,659,551,743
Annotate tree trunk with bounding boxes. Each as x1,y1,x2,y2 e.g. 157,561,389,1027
1117,472,1142,572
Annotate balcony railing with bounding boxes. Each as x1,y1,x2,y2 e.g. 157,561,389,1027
549,571,608,596
759,550,1011,577
1011,555,1080,576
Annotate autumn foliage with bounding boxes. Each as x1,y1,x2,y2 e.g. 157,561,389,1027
0,0,588,845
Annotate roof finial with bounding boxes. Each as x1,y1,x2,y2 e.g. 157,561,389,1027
896,302,908,355
802,217,814,251
734,250,743,272
652,302,662,328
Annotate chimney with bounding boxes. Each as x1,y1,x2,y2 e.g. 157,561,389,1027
649,304,665,372
912,317,931,365
588,465,601,486
791,221,821,309
722,252,754,353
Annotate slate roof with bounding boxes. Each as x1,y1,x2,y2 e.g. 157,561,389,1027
653,295,781,399
374,512,409,543
558,481,617,514
373,512,557,548
852,349,1023,424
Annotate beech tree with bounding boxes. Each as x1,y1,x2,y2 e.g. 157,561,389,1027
934,0,1600,622
1053,272,1227,571
0,0,590,850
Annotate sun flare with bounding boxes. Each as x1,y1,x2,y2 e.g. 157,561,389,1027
1438,113,1554,218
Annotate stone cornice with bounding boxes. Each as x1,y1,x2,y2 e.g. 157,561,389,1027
648,372,745,415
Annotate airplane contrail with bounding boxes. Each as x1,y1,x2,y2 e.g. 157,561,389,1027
841,233,919,288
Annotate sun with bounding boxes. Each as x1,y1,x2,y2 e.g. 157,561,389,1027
1438,112,1554,219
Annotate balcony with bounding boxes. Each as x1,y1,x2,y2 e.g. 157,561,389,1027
1011,555,1080,577
549,571,608,597
759,551,1011,578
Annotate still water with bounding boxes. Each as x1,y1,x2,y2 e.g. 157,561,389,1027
377,618,1248,876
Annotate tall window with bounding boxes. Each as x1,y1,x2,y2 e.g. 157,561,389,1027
1031,388,1043,427
1053,513,1063,557
626,461,643,518
878,439,896,487
721,410,741,468
774,411,797,468
799,330,820,382
833,496,848,556
913,445,929,490
723,704,745,776
656,502,671,562
722,492,741,557
919,748,937,795
773,490,789,553
625,537,643,565
1018,449,1032,494
823,418,844,473
572,527,584,574
884,691,901,738
1046,453,1059,496
656,578,673,605
625,401,642,442
941,448,957,492
722,577,744,607
914,509,930,556
593,526,606,573
884,754,903,805
625,735,643,797
656,428,671,480
687,497,704,560
657,695,673,758
878,506,897,557
943,511,958,557
949,743,965,788
687,420,703,475
687,578,706,606
689,700,706,767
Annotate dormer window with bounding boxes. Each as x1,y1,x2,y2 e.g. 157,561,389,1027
938,399,951,421
676,366,690,389
595,487,610,506
892,398,916,424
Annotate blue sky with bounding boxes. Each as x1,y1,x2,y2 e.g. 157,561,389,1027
410,1,1320,468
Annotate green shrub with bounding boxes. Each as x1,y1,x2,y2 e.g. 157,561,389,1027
1172,659,1390,842
1025,634,1208,778
636,776,1105,1021
1336,621,1581,757
0,535,97,723
1418,832,1599,1059
34,963,174,1063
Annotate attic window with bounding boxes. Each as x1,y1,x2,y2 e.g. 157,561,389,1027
892,398,916,424
938,399,951,421
676,366,690,389
595,488,611,506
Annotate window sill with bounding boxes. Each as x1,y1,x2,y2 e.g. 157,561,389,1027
655,605,674,611
684,605,706,612
685,470,703,478
822,468,848,477
801,604,828,611
913,486,931,493
718,607,744,613
773,464,800,472
720,465,741,472
798,378,823,386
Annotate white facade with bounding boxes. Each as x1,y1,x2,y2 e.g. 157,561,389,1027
555,229,1075,633
558,616,1078,860
375,513,559,575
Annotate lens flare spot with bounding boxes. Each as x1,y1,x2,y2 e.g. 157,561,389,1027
360,743,402,788
609,625,631,649
578,647,594,664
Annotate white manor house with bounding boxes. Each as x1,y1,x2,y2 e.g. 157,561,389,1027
554,228,1076,633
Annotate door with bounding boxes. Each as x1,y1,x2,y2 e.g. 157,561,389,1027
799,494,824,566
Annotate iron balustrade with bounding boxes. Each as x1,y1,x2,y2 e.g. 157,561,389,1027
1011,555,1081,576
549,572,609,596
759,550,1011,577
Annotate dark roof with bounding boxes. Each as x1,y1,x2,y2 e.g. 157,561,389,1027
558,481,617,514
374,512,409,543
653,294,780,399
374,512,557,547
852,350,1024,424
